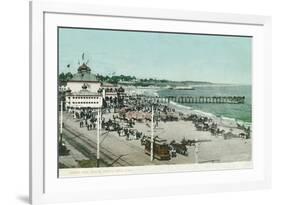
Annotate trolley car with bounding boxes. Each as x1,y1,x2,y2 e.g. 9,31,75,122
145,137,170,160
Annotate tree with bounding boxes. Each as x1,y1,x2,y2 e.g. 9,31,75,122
59,72,65,81
65,72,73,81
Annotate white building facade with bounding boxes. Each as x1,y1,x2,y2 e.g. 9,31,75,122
65,84,103,109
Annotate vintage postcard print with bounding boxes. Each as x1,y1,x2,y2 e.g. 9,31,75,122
58,27,252,177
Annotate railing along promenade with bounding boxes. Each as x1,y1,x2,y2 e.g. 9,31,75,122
133,95,245,104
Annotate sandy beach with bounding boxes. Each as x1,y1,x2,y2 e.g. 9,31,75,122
60,109,251,170
129,119,251,163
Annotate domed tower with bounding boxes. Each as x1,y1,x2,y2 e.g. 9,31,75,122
77,63,91,74
66,53,100,93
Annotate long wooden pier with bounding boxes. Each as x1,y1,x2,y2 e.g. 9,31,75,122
134,95,245,104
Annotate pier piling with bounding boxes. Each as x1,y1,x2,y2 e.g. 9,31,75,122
139,95,245,104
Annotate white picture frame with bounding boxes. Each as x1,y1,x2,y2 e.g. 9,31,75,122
30,1,272,204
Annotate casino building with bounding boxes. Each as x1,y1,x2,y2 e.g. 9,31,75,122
61,59,126,109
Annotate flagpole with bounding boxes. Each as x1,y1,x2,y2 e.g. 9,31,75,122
150,105,154,161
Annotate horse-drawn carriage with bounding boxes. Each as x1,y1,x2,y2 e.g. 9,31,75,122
170,140,188,156
103,119,122,132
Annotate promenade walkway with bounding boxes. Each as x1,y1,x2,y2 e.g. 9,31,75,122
61,113,194,168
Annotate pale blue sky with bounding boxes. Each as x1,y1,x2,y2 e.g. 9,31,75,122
59,28,252,84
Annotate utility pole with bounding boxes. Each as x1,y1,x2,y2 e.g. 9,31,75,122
150,105,154,161
60,100,63,145
97,108,100,167
194,140,199,163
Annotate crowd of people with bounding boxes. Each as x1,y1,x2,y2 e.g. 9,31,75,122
66,94,251,160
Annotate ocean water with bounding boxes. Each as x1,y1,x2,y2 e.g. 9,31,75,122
157,85,252,123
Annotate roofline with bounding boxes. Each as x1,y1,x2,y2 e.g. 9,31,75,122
101,85,118,87
66,94,102,96
67,80,101,83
